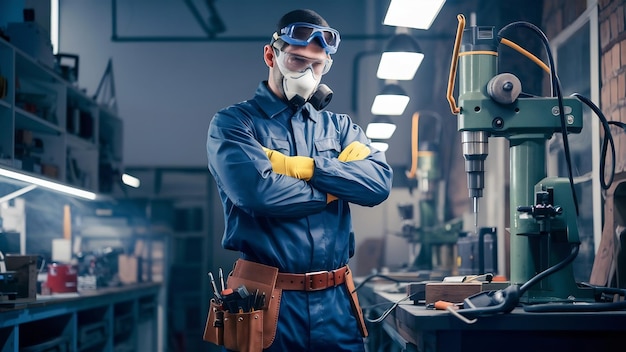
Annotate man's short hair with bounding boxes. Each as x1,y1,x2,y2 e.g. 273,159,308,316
276,9,330,32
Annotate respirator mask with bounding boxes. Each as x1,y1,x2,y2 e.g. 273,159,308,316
274,48,333,110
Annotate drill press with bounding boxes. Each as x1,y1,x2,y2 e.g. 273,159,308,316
448,15,594,303
397,138,462,277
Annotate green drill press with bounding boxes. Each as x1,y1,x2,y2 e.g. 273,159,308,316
448,15,594,304
397,138,462,278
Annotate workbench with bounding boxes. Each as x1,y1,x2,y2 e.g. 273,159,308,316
359,281,626,352
0,283,161,351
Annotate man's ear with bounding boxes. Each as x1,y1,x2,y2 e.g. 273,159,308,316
263,45,274,68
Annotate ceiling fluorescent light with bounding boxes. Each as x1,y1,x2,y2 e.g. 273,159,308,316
371,84,410,116
366,123,396,139
370,142,389,152
366,115,397,139
0,167,97,200
122,173,141,188
50,0,59,54
377,33,424,80
383,0,446,30
0,184,37,204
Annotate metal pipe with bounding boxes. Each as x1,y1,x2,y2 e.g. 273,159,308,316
509,136,544,285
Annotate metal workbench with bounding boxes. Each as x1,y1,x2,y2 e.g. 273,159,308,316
359,281,626,352
0,283,161,351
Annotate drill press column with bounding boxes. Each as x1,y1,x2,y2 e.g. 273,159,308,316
509,137,545,284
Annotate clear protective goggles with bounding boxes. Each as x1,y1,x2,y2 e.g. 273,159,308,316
274,47,333,77
277,22,341,54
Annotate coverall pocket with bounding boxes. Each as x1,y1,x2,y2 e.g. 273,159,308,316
314,137,341,158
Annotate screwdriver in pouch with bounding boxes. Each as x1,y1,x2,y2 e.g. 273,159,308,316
208,272,222,301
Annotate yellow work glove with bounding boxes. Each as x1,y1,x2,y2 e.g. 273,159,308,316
328,141,371,203
263,147,314,181
338,141,370,162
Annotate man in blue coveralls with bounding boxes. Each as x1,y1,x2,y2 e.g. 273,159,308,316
206,8,392,352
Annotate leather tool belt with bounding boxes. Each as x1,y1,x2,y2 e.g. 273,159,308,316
276,266,347,291
275,264,367,337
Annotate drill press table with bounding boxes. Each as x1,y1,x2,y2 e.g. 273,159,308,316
359,282,626,352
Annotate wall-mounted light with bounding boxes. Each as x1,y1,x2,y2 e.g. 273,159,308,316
377,32,424,80
366,115,397,139
0,167,97,200
383,0,446,30
122,173,141,188
371,83,410,116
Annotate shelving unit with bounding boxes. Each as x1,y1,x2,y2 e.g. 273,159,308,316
0,283,160,351
0,36,123,194
108,167,233,351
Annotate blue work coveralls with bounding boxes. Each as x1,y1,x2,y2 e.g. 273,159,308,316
206,81,393,351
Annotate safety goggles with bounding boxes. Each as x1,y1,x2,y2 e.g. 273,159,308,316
274,48,333,77
277,22,341,54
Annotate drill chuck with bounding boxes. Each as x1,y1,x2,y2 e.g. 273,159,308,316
466,160,485,198
462,131,488,199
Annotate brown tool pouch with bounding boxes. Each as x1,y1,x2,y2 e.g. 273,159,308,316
203,259,282,351
203,299,225,346
344,267,368,337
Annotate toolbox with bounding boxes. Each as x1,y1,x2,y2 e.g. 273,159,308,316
2,254,38,303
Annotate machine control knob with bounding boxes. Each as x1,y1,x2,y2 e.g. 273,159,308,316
517,204,563,221
487,73,522,104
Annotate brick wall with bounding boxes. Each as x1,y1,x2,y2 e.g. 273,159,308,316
541,0,588,100
542,0,626,175
542,0,588,38
591,0,626,286
599,0,626,173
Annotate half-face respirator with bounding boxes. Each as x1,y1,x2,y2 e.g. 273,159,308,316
274,49,333,110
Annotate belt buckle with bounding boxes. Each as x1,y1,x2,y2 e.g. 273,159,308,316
305,271,329,291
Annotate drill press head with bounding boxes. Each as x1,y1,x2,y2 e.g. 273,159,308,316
456,25,498,217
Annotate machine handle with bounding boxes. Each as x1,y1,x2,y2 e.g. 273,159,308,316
406,112,420,179
446,14,465,115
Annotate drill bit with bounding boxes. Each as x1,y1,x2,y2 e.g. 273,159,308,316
473,196,479,234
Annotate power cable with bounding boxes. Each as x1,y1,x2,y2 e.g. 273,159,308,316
498,21,579,215
570,93,616,190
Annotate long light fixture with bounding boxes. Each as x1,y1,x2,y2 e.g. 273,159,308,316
50,0,59,54
0,167,97,200
377,31,424,80
371,83,410,116
366,115,396,139
383,0,446,30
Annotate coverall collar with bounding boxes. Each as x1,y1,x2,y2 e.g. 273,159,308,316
255,81,318,122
